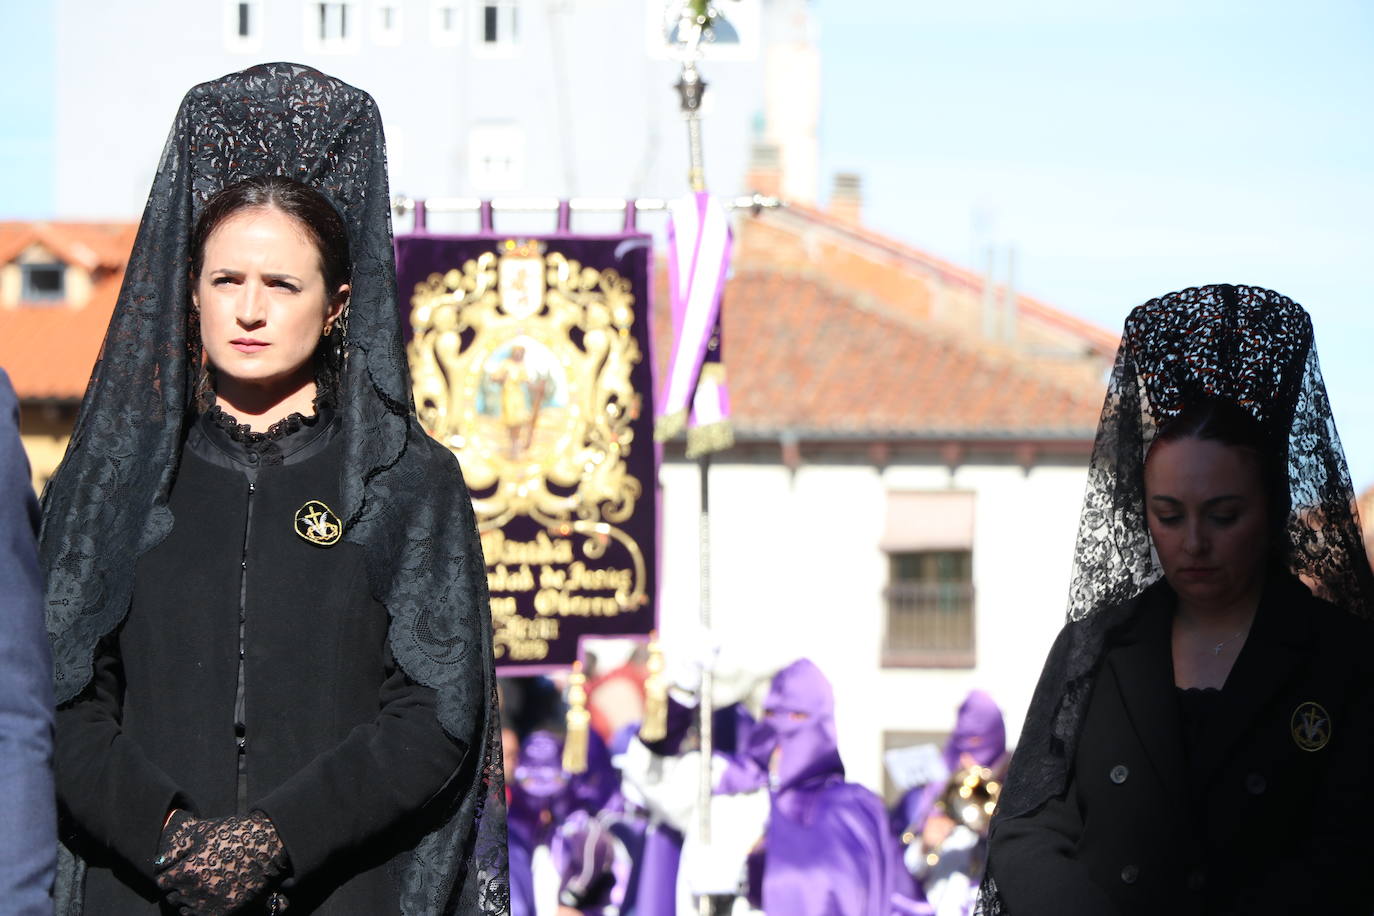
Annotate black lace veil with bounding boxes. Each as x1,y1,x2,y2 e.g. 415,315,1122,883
978,284,1373,913
40,63,508,913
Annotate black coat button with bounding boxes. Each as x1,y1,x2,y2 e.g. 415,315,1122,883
247,452,259,464
1245,772,1267,795
1120,865,1139,885
1110,764,1129,784
1187,867,1206,891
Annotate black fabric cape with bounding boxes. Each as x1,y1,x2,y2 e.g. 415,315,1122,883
40,63,508,914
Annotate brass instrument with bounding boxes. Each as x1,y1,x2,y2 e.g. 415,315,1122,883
901,764,1001,869
935,764,1001,834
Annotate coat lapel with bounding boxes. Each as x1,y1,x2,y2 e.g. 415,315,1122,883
1188,577,1313,784
1106,596,1188,804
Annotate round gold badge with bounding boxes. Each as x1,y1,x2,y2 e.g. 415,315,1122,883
1291,701,1331,752
295,500,343,547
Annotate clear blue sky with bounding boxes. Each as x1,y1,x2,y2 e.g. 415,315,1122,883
0,2,54,217
817,0,1374,491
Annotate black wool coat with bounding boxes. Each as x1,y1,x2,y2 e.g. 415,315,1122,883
54,409,467,915
989,575,1374,916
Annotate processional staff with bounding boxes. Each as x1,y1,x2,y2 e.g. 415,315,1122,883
667,3,728,915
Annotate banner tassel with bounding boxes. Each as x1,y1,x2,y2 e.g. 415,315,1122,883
640,633,668,742
563,661,590,774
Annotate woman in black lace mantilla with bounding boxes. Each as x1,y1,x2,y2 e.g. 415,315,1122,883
979,285,1374,915
43,64,508,914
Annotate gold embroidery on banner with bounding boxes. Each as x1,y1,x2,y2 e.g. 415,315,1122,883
295,500,343,546
407,240,649,662
1291,701,1331,752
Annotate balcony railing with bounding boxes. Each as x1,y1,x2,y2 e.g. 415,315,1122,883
882,580,975,668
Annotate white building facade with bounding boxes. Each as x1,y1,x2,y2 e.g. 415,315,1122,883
51,0,819,219
656,454,1088,796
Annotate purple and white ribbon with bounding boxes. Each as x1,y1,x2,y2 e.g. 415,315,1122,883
657,191,733,443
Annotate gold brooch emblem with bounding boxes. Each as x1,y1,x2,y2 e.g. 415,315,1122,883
295,500,342,547
1291,701,1331,752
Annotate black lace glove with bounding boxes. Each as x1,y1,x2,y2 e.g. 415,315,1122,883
154,810,290,915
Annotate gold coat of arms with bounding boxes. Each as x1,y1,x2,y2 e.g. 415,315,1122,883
404,237,656,667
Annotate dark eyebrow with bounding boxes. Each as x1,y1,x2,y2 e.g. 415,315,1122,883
207,269,303,284
1149,494,1245,507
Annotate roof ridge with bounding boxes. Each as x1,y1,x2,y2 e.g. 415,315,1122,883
762,202,1119,354
731,264,1103,410
0,221,138,271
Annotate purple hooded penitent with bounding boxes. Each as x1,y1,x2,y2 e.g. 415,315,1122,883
507,730,566,916
509,729,631,916
894,691,1007,837
735,659,910,915
945,690,1007,771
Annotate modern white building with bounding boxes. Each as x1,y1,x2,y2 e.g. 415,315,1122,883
49,0,819,219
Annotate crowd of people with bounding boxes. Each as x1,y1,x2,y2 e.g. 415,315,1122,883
500,663,1012,916
2,61,1372,916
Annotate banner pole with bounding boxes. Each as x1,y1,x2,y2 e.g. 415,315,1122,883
672,7,717,915
696,450,714,888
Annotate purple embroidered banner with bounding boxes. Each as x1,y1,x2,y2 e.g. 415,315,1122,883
395,231,659,672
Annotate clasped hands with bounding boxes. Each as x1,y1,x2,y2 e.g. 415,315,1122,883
155,809,290,915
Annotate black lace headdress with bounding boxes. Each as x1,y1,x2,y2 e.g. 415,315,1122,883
978,284,1373,913
40,63,508,913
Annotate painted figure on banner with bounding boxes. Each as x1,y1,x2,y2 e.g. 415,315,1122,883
401,234,657,669
484,341,555,460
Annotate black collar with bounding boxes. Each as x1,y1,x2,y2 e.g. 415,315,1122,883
187,403,338,470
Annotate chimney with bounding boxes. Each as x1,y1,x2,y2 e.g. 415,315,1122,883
980,246,998,339
1002,246,1018,342
746,141,783,198
828,172,862,224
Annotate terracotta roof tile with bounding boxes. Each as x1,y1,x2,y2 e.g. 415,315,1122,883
0,222,137,271
652,267,1103,439
1,218,1107,440
775,202,1122,357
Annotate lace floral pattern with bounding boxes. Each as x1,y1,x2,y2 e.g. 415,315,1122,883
203,403,325,466
155,811,289,914
977,284,1373,915
43,63,507,914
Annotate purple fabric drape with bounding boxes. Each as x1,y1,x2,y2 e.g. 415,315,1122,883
630,823,683,916
721,659,911,915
